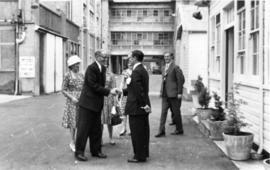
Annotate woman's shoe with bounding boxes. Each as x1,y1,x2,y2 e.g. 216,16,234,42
119,130,127,136
69,142,75,152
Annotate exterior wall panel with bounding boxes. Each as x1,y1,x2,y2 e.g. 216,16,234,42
43,34,55,93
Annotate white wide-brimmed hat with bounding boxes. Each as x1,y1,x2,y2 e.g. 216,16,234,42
67,55,81,67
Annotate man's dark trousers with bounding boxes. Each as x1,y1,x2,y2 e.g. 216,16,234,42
159,97,183,134
76,106,102,155
129,114,150,160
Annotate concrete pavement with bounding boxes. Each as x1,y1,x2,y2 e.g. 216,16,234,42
0,94,238,170
0,94,31,104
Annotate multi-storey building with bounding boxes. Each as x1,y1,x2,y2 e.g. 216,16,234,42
103,0,175,76
42,0,102,71
0,0,80,95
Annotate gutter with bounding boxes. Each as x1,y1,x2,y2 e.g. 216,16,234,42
257,0,265,154
14,0,26,95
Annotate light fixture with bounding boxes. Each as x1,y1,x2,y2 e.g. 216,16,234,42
192,0,209,20
193,11,202,20
31,0,39,9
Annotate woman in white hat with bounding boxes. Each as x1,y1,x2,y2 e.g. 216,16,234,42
62,55,84,152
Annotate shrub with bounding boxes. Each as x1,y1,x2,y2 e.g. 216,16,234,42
223,84,248,135
198,87,211,109
210,92,225,121
194,75,204,94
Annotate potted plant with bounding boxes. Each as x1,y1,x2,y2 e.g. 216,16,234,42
191,75,204,108
222,84,254,161
196,86,213,121
207,92,226,140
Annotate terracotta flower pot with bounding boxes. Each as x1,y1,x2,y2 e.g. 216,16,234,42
196,108,213,122
223,132,254,161
191,92,201,109
208,120,226,141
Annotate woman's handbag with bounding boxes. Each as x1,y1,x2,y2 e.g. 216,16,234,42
111,106,122,126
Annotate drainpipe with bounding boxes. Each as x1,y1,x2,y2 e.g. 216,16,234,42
14,0,26,95
257,0,265,154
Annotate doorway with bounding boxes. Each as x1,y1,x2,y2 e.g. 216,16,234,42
225,27,234,101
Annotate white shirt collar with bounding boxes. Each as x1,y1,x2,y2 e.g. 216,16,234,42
166,61,172,67
133,62,141,70
95,60,102,72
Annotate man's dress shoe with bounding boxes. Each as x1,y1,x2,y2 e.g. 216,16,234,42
155,132,165,138
127,158,146,163
171,131,184,135
75,154,88,161
92,152,107,158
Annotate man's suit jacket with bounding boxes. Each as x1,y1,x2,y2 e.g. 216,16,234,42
123,64,151,116
160,63,185,98
78,62,110,112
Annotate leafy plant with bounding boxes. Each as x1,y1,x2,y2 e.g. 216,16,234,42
210,92,225,121
198,87,211,108
223,84,248,135
193,75,204,93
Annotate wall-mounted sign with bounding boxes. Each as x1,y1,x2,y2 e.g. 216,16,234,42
19,56,35,78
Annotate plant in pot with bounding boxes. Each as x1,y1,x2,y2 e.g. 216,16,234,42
222,84,254,161
191,75,204,109
207,92,226,140
196,86,212,121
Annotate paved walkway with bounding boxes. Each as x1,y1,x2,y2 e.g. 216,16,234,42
0,94,31,104
0,94,238,170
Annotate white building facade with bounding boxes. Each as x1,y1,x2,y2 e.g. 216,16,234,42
208,0,270,153
174,0,208,96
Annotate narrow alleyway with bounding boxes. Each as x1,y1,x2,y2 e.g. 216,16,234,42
0,94,238,170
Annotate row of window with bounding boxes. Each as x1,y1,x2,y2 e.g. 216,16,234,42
210,0,260,77
111,32,173,46
110,8,172,18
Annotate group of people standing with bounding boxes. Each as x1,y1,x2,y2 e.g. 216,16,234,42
62,49,185,163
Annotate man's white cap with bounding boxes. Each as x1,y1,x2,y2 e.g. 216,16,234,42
67,55,81,67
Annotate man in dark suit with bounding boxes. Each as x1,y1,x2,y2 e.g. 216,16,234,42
122,50,151,163
155,52,185,137
75,51,118,161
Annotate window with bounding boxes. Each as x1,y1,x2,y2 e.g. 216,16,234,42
237,1,246,75
226,6,234,24
111,32,173,48
111,9,116,17
238,53,245,74
116,9,121,17
211,17,215,44
251,0,259,30
121,9,126,17
153,10,158,16
143,10,147,17
251,33,259,75
250,0,260,75
127,10,131,17
164,10,169,17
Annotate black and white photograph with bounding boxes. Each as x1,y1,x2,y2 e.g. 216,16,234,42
0,0,270,169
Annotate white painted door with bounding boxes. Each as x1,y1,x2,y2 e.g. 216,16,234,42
44,34,55,93
188,33,208,90
55,37,63,91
